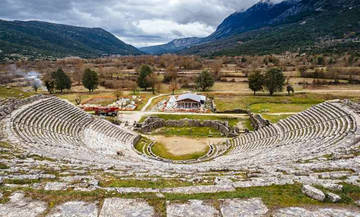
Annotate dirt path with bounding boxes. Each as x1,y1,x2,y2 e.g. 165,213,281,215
152,136,226,156
141,94,168,112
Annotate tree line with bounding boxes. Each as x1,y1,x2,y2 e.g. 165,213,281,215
43,68,99,94
248,68,293,96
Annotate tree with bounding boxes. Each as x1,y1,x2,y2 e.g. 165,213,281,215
163,64,178,83
147,72,160,94
73,60,85,85
114,90,123,101
75,95,82,105
264,68,285,96
137,64,153,91
287,85,294,96
51,68,71,93
196,70,215,91
82,68,99,93
210,60,223,80
44,80,55,94
248,71,264,95
129,81,138,95
169,78,178,95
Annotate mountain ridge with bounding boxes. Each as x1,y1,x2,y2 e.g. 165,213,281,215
0,19,143,60
139,37,203,55
142,0,360,56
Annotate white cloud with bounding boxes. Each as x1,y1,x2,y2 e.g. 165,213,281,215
0,0,270,47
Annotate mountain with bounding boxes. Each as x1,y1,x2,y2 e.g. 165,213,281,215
144,0,360,56
139,37,202,55
181,0,360,55
0,20,143,60
204,0,300,41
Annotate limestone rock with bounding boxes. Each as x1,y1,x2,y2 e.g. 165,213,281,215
99,198,155,217
273,207,315,217
321,183,343,191
44,182,68,191
273,207,360,217
47,201,98,217
302,185,325,201
327,192,341,202
167,200,219,217
0,192,47,217
220,198,268,217
355,200,360,207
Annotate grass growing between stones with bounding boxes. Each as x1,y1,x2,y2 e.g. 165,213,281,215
262,114,292,123
243,118,254,131
151,142,209,161
163,184,360,209
134,137,151,153
1,183,359,216
315,183,360,204
151,127,222,137
99,178,195,189
0,162,9,169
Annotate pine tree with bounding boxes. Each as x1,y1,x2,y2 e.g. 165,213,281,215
82,68,99,92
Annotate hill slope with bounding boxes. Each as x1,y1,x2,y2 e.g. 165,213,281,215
139,37,202,55
0,20,142,60
144,0,360,56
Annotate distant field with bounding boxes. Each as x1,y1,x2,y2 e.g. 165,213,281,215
250,103,313,113
58,91,153,111
213,93,352,113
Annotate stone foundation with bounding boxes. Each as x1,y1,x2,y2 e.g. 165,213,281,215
136,117,240,137
248,112,270,130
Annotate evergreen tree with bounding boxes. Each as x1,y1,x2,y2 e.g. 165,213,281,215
287,85,295,95
248,71,264,95
196,70,215,91
44,80,55,94
264,68,285,96
82,68,99,92
51,68,71,93
137,65,153,91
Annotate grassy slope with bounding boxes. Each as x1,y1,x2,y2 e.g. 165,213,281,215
214,93,348,113
0,86,36,98
182,7,360,56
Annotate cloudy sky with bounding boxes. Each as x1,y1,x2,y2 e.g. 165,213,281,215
0,0,264,47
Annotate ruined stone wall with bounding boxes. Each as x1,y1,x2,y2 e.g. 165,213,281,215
137,117,240,137
248,112,270,130
0,95,48,120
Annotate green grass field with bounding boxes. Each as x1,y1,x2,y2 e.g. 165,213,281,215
139,114,242,127
262,114,292,123
151,127,222,137
151,142,209,161
99,178,195,189
214,93,342,113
